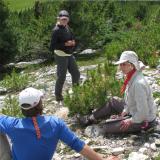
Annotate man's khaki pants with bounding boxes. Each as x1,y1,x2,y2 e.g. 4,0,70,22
0,134,11,160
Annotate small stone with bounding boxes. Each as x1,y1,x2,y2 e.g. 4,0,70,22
150,143,157,151
130,135,139,140
74,153,81,158
155,139,160,147
111,147,125,156
154,98,160,105
144,143,150,148
139,147,147,154
127,139,134,145
79,49,96,55
151,133,160,138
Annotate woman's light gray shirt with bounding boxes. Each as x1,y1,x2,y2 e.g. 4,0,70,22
123,71,157,123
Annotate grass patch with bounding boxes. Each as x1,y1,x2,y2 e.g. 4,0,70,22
76,53,106,67
0,69,30,92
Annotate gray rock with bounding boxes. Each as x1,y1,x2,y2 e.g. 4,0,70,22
111,147,125,155
79,49,96,55
144,143,150,148
128,152,149,160
154,98,160,105
139,147,148,154
151,133,160,138
155,139,160,147
14,59,46,69
150,143,157,151
84,125,104,137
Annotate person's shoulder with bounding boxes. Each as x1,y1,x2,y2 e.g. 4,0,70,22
0,115,20,125
0,115,17,120
134,73,149,89
44,115,65,130
44,115,63,124
53,25,60,31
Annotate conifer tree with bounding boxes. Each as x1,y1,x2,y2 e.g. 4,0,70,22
0,0,17,65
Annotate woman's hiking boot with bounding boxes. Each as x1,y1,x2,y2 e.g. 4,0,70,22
77,114,97,127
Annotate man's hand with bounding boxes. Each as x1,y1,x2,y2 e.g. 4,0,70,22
120,119,132,131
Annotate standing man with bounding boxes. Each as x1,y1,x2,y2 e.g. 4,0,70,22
50,10,80,102
0,87,118,160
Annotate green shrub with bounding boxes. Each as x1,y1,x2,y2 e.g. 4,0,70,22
1,95,23,117
153,92,160,99
105,23,160,67
0,69,30,92
64,62,122,115
105,41,124,62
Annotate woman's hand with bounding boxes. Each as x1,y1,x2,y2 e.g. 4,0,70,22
120,119,133,131
65,40,75,46
120,111,127,117
110,111,127,119
110,115,119,119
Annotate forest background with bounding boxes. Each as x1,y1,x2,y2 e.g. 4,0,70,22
1,0,160,66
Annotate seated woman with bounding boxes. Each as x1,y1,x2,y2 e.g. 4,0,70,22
79,51,157,133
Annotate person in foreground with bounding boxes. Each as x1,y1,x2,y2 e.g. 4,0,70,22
0,87,118,160
50,10,80,102
79,51,157,133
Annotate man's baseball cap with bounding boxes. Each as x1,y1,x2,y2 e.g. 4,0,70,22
19,87,44,110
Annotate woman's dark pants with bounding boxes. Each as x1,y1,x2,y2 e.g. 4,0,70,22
54,54,80,100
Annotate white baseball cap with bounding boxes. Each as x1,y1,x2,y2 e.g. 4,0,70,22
19,87,44,110
115,51,140,70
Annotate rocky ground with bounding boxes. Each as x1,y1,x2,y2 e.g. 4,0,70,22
0,60,160,160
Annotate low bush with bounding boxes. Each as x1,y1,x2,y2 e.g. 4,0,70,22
64,62,122,115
